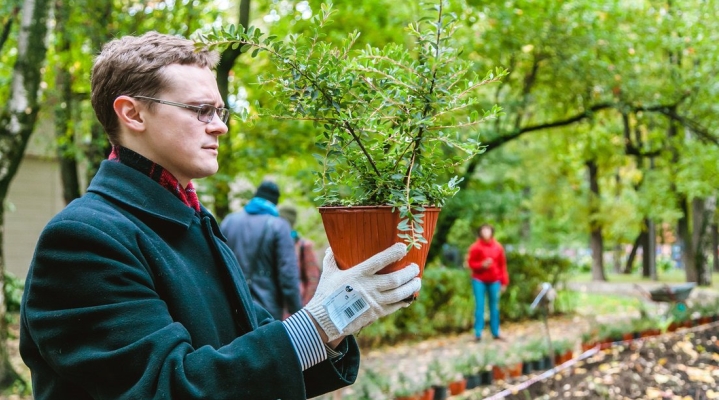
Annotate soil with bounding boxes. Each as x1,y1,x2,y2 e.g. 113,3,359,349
462,322,719,400
507,324,719,400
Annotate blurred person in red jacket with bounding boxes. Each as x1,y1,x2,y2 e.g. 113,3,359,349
466,223,508,341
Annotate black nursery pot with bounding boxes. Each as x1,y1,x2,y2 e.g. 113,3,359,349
479,370,493,385
542,355,554,369
432,385,448,400
465,374,480,390
522,362,533,375
530,358,543,371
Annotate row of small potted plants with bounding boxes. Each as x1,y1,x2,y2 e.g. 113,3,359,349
580,305,719,352
387,338,575,400
353,300,719,400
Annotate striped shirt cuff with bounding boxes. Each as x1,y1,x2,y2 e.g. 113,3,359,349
282,310,327,370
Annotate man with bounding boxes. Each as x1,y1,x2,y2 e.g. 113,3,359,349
19,32,421,399
278,204,321,306
221,181,302,320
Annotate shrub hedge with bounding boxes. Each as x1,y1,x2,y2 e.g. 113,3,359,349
356,251,574,347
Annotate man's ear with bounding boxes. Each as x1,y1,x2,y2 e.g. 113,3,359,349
113,96,146,133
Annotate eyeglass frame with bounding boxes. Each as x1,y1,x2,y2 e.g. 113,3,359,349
132,95,230,124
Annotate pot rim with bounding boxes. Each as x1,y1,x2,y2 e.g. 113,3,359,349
318,205,442,211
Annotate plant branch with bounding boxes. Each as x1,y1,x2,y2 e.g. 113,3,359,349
353,66,418,90
219,36,385,177
483,102,615,149
0,5,20,54
405,2,444,180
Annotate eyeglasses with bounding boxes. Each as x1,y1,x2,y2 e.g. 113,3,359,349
133,96,230,124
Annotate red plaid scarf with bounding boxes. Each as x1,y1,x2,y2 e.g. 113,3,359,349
108,146,201,213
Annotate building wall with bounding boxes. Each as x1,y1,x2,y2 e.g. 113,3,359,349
4,157,65,279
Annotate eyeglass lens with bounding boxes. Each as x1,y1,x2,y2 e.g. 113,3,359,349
199,105,230,124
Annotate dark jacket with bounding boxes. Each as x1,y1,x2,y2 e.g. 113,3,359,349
20,161,358,400
467,238,509,286
220,209,301,320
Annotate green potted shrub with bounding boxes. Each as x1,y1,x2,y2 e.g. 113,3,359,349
457,354,480,390
426,360,453,400
478,348,496,386
552,338,573,364
522,339,548,372
394,372,421,400
198,2,506,276
358,368,392,400
447,370,467,396
580,330,599,352
697,301,718,324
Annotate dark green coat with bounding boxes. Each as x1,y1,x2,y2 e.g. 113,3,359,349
20,161,359,399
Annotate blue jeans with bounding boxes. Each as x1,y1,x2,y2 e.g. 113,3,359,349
471,279,501,338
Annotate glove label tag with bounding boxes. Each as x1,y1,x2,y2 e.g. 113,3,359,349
323,285,370,331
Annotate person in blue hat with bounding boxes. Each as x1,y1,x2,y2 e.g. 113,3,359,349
221,180,302,321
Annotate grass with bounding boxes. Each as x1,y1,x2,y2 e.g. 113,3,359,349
556,290,647,317
571,268,719,290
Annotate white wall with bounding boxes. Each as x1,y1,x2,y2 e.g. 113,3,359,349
4,157,65,279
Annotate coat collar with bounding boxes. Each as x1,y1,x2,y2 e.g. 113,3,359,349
87,160,201,229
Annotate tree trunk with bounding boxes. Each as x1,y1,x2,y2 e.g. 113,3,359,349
644,218,657,280
623,231,645,274
212,0,251,220
83,0,114,187
428,196,464,262
695,197,715,286
679,197,713,285
0,0,51,388
612,244,622,273
586,160,606,281
678,197,695,282
712,223,719,273
54,0,81,204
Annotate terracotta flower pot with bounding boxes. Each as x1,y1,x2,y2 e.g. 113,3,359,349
581,342,596,352
318,206,441,275
555,350,572,365
448,379,466,395
421,387,435,400
395,395,420,400
599,339,613,350
508,362,523,377
492,365,507,381
622,332,634,342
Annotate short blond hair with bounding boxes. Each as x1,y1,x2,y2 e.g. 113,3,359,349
91,32,220,145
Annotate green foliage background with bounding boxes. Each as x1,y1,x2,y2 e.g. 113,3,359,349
357,252,574,347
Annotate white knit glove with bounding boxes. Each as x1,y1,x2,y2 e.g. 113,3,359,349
304,243,422,342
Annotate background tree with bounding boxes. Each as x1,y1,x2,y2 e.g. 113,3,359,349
0,0,51,389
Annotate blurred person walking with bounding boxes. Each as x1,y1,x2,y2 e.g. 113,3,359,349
279,205,321,306
221,180,302,321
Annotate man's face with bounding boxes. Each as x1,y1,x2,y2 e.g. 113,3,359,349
138,64,228,186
